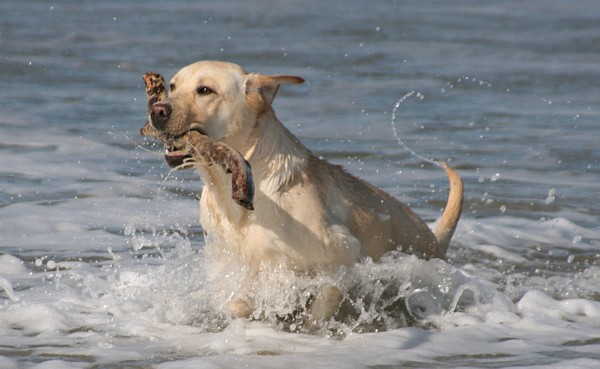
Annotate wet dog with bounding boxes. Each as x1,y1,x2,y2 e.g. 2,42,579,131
142,60,463,320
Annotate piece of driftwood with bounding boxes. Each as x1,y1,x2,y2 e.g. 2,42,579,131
140,72,166,138
140,72,255,210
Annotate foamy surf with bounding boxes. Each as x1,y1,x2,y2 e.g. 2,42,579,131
1,215,599,368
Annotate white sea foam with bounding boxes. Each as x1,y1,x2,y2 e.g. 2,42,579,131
1,213,599,368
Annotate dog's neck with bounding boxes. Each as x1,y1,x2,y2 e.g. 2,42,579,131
246,109,311,193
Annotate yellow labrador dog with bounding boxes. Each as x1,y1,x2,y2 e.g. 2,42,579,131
144,60,463,320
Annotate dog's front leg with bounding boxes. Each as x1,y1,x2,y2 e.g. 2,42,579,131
179,131,255,210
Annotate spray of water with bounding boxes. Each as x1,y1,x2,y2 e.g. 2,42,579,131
389,91,441,168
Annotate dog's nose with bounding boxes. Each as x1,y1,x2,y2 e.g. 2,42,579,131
150,102,171,130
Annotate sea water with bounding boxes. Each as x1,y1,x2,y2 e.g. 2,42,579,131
1,0,600,368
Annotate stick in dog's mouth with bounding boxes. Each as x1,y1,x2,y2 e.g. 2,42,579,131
140,121,192,167
161,125,208,167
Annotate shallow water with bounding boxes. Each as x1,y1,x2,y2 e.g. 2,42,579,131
1,0,600,368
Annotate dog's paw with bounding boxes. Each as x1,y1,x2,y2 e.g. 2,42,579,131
309,285,343,321
230,298,253,318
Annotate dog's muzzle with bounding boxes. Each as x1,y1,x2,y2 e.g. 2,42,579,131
150,102,171,131
144,102,194,169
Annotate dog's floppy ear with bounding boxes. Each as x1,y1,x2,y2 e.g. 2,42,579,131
246,74,304,111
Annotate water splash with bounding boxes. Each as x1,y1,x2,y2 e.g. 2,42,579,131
390,91,441,167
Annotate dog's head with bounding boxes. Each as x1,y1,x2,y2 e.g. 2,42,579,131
148,61,304,168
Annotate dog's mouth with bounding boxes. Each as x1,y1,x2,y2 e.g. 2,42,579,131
164,144,192,169
142,113,208,169
162,124,207,169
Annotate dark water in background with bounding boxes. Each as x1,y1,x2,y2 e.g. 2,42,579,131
1,1,600,368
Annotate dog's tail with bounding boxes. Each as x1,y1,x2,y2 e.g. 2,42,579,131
433,163,464,256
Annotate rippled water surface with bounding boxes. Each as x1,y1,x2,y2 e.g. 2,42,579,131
1,0,600,368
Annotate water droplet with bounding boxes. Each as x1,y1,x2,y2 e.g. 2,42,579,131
545,188,556,204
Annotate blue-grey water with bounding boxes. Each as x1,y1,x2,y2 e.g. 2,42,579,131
1,1,600,368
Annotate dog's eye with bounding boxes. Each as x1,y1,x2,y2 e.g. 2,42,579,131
169,83,176,92
196,86,214,95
